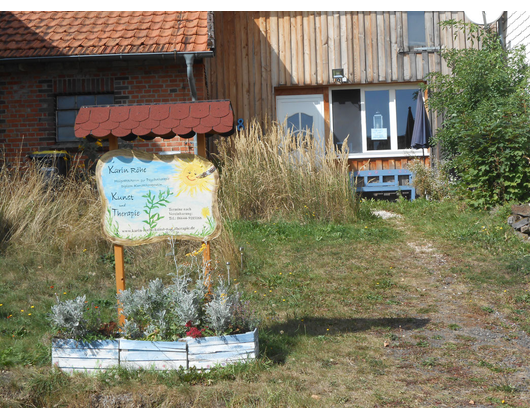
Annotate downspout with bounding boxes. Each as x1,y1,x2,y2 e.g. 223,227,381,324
184,53,198,102
184,53,198,154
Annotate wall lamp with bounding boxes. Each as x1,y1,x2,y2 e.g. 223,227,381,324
332,68,348,84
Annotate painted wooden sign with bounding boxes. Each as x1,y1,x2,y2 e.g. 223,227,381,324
95,149,221,245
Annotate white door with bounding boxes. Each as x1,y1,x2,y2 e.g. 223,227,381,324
276,94,325,151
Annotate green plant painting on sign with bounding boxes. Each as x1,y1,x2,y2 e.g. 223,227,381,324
142,188,173,234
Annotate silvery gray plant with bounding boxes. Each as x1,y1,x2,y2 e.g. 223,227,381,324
166,275,205,326
49,294,88,339
204,279,233,335
204,279,260,335
49,236,259,340
118,273,208,340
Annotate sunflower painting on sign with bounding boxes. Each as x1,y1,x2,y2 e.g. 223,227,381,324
95,150,221,245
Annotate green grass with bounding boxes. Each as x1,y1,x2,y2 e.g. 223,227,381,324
4,200,530,407
2,196,530,407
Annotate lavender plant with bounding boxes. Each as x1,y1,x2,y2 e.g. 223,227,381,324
49,238,259,341
204,279,233,334
49,295,88,339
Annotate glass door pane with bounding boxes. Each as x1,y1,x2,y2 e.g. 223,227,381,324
332,89,362,153
396,89,418,149
365,90,390,151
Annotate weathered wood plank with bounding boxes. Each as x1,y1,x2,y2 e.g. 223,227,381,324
52,348,118,359
187,329,259,370
52,339,119,350
120,341,187,370
206,11,473,130
52,339,119,372
511,204,530,217
119,339,187,351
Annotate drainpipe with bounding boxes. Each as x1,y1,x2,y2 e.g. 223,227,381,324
184,53,198,154
184,53,198,102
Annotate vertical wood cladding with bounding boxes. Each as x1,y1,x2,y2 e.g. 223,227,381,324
206,11,473,124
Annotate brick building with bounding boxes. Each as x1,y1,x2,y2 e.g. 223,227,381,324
0,11,218,163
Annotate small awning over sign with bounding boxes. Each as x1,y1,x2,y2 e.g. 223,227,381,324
74,100,235,141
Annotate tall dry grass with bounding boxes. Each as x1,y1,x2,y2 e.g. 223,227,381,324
216,120,360,224
0,153,239,270
0,156,103,253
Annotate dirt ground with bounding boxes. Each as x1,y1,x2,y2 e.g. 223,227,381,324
378,210,530,407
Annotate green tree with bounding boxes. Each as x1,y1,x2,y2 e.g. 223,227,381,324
425,20,530,208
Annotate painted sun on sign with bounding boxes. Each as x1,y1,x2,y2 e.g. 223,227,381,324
95,149,221,246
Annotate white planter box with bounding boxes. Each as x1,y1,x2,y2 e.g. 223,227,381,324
119,339,187,371
186,329,259,370
51,329,259,373
52,339,119,374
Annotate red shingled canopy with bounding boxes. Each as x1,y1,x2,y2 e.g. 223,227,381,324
74,100,235,141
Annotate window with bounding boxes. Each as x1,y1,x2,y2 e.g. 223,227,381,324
407,11,426,47
287,112,314,137
396,89,418,149
365,90,390,151
331,86,425,157
56,94,114,142
332,89,362,153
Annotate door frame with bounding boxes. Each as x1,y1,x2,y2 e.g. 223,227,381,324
276,94,326,149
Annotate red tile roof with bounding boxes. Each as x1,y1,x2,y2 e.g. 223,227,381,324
74,100,235,140
0,11,213,59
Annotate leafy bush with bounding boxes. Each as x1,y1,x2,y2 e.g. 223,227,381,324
407,159,454,200
425,20,530,208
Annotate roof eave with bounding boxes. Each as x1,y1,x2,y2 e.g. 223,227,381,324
0,50,215,64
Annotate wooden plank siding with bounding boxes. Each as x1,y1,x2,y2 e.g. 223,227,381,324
349,156,431,171
206,11,473,168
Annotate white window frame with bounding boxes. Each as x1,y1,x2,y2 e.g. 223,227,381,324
329,84,429,159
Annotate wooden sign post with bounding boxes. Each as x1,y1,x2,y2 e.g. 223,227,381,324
96,141,221,326
197,133,212,294
108,136,127,326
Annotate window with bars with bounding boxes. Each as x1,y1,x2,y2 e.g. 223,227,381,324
56,94,114,142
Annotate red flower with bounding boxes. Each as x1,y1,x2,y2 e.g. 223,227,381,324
185,321,192,328
186,327,204,338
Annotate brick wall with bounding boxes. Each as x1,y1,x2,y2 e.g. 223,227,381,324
0,58,207,165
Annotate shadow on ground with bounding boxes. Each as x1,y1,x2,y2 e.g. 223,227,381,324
260,316,430,363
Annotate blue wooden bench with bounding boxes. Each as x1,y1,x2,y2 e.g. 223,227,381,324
351,169,415,200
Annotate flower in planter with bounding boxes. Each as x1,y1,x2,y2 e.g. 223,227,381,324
186,326,205,338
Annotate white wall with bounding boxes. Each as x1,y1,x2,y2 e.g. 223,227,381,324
505,11,530,63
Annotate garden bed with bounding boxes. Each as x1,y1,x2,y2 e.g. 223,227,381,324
52,329,258,373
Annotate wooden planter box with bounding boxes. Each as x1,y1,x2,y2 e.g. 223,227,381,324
52,339,119,374
119,339,187,371
52,329,258,373
186,329,259,370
